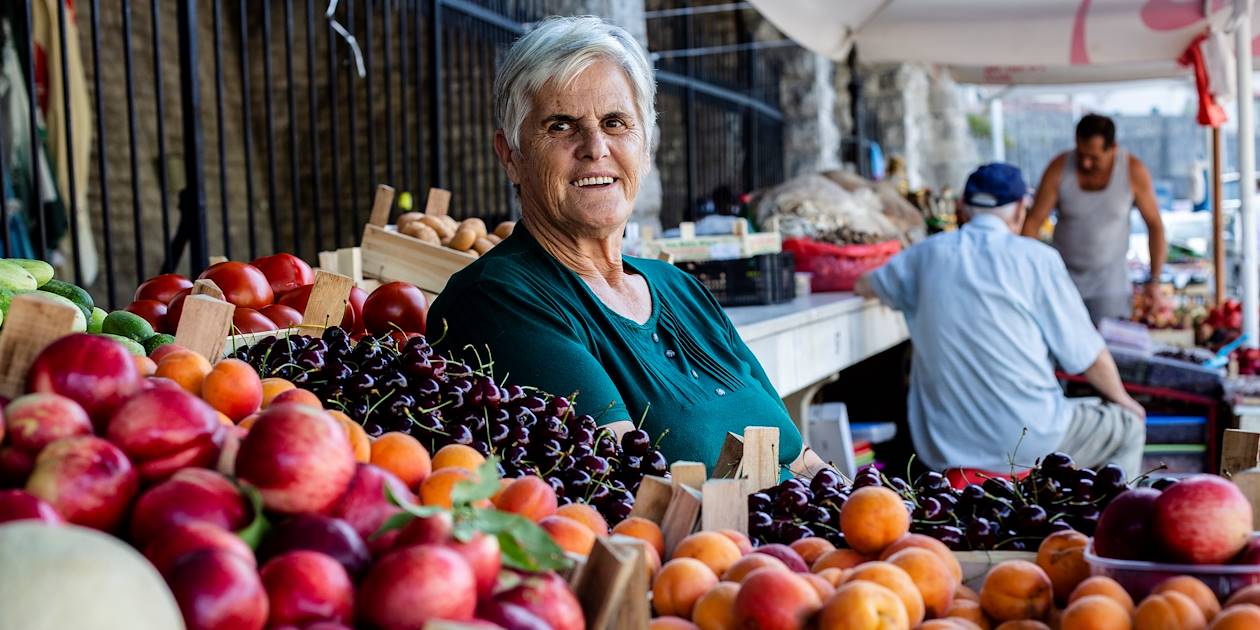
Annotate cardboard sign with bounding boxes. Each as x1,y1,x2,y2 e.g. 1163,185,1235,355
0,294,82,398
174,295,236,362
424,187,452,216
368,184,396,227
300,270,355,328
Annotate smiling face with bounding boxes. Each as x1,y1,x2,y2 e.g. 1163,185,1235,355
495,58,648,239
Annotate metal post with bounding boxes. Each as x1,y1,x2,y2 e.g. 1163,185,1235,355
847,47,865,177
1238,7,1258,347
430,0,445,188
683,9,697,220
1213,126,1225,306
178,0,208,275
990,97,1005,162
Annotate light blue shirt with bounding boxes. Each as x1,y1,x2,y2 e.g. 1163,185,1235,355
868,213,1104,471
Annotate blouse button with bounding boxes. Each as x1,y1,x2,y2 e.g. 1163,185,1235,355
715,388,726,396
652,333,660,342
690,370,699,379
665,349,676,358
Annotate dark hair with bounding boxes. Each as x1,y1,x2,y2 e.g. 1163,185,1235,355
1075,113,1116,148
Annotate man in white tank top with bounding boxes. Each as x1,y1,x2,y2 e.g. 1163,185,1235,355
1021,114,1168,325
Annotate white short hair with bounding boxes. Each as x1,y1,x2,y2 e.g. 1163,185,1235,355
963,201,1019,221
493,16,657,153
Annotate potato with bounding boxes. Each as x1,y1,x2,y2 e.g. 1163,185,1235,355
485,234,502,245
396,211,424,231
419,215,454,240
401,221,441,246
437,214,459,232
494,221,516,240
472,237,495,255
459,218,488,239
447,227,477,252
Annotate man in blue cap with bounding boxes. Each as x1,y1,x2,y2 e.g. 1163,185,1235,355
856,163,1145,475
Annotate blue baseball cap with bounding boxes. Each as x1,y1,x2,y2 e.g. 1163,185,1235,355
963,163,1028,208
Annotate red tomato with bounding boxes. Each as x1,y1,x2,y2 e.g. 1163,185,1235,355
134,273,193,304
232,308,278,334
276,285,358,330
362,282,428,335
250,253,315,295
198,262,274,310
348,286,368,334
125,299,170,333
259,304,303,329
165,288,193,331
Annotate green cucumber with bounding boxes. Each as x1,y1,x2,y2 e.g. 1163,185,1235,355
88,307,107,333
102,310,155,343
38,279,93,321
97,333,146,356
0,260,37,292
4,258,53,287
142,333,176,356
0,287,15,320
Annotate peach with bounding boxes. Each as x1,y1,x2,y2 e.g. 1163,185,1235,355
128,468,250,546
3,393,92,456
1059,595,1131,630
921,620,983,630
1224,584,1260,608
1069,576,1135,615
812,548,870,573
613,516,665,558
327,463,414,557
450,532,501,600
818,580,910,630
269,387,323,409
555,502,609,537
106,387,223,483
1132,590,1207,630
653,558,719,618
201,358,263,422
495,572,585,630
955,584,981,602
992,622,1050,630
846,560,926,626
166,550,268,630
25,435,138,532
718,529,753,555
790,537,836,566
802,572,837,601
887,546,956,618
841,486,910,555
357,545,477,628
881,533,964,584
234,403,355,514
672,531,743,576
651,617,700,630
692,581,739,630
723,553,789,583
1035,529,1091,606
816,567,846,587
756,543,810,572
0,489,62,524
979,560,1052,623
493,475,558,522
540,515,596,556
946,599,991,629
260,550,354,627
733,567,822,630
145,519,257,576
1153,575,1221,622
1210,604,1260,629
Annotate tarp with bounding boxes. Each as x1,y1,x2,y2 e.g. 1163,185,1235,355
748,0,1254,84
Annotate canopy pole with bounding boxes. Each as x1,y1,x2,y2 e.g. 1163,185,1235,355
1214,126,1225,306
1237,7,1258,347
990,98,1005,162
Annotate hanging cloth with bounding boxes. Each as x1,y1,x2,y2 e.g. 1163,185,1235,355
0,18,46,259
32,0,96,283
1178,30,1231,128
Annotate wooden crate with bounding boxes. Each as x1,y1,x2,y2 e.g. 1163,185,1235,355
641,219,781,263
956,550,1037,590
356,184,478,295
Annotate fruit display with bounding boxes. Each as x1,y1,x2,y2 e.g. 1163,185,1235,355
226,324,670,527
394,213,515,257
751,453,1140,553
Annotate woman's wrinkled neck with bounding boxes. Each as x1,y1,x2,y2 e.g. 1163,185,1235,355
524,211,629,284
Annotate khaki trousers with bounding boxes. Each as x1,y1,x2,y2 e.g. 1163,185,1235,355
1056,397,1146,477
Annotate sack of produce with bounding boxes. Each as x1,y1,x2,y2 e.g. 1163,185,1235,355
782,237,900,293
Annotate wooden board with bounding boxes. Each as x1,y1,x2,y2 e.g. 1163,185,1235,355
1222,429,1260,477
739,427,781,495
207,255,228,265
955,550,1037,591
701,479,748,533
571,537,636,629
604,537,651,630
712,432,745,479
301,270,354,328
660,484,702,558
629,475,672,524
424,187,452,216
174,295,236,362
360,223,477,295
191,279,225,300
0,294,82,398
368,184,396,227
670,461,706,492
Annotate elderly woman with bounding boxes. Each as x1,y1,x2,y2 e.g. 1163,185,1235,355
428,16,803,474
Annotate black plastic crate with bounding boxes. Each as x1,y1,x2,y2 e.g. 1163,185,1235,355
678,252,796,307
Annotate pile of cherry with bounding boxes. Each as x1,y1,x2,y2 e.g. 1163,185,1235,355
750,453,1168,552
228,326,669,526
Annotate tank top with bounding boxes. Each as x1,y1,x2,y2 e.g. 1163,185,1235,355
1053,148,1134,300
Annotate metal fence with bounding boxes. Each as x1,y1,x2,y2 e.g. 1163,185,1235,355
2,0,783,309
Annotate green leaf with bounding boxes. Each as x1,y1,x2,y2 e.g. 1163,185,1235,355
451,457,502,506
466,507,570,572
233,481,271,550
369,511,417,541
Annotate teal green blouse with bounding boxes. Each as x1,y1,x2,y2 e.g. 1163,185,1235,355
427,224,803,473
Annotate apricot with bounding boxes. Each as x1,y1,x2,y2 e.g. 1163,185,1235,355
921,620,983,630
653,558,718,619
555,502,608,537
816,567,846,587
717,529,753,555
1153,576,1221,622
419,467,473,508
1059,594,1132,630
881,533,964,584
430,444,485,472
1225,584,1260,608
955,584,981,602
155,350,212,396
492,475,558,522
841,486,911,555
1068,576,1135,615
1210,604,1260,629
846,561,926,626
672,531,743,576
369,432,431,489
732,567,822,630
979,560,1052,623
887,546,956,618
722,553,789,583
133,355,156,378
651,616,700,630
818,580,909,630
692,581,739,630
992,622,1050,630
539,515,596,556
260,378,295,407
612,516,665,558
1132,590,1207,630
801,572,836,601
789,537,836,566
1035,529,1091,606
811,548,870,573
946,599,991,629
269,387,322,409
